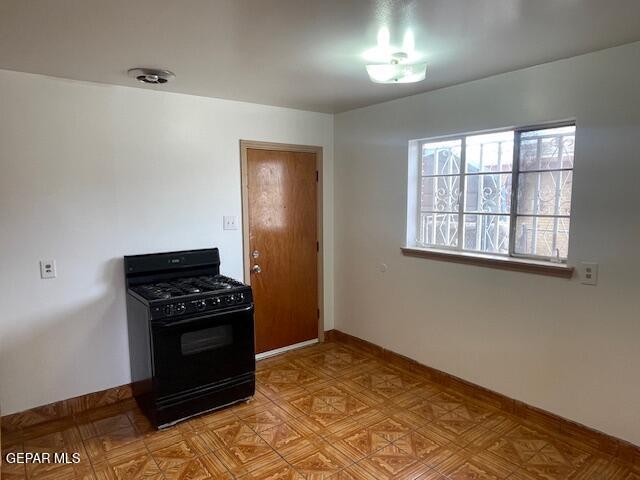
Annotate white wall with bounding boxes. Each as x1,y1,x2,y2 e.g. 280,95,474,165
334,42,640,445
0,69,334,415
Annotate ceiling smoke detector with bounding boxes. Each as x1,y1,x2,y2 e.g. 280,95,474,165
127,68,175,85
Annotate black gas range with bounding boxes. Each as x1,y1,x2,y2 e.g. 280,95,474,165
124,248,255,428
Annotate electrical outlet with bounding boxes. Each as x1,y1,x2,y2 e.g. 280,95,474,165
40,259,57,279
579,262,598,286
223,215,239,230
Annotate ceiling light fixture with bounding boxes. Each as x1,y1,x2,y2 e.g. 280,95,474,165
127,68,175,84
364,28,426,84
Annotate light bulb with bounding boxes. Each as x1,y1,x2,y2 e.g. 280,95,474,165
377,26,390,49
403,30,415,55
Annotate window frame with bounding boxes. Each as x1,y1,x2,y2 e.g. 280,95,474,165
412,120,576,265
415,137,464,253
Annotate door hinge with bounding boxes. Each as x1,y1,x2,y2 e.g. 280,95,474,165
316,241,319,252
317,308,320,319
316,171,319,182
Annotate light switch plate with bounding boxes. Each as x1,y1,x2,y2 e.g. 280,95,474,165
579,262,598,286
40,259,57,279
223,216,239,230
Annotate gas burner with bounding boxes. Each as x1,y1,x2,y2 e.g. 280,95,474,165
206,280,233,290
175,280,203,294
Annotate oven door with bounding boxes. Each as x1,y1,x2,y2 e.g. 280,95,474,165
151,305,255,398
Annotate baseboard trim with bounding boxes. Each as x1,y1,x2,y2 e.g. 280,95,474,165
324,328,640,465
255,338,319,360
1,338,322,433
1,384,133,433
4,330,638,466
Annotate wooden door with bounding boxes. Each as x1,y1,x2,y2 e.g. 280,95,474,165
245,148,318,354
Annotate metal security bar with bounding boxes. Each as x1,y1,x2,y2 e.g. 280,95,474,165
415,122,576,263
510,124,576,261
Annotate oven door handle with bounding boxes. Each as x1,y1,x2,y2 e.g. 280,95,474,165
154,305,253,329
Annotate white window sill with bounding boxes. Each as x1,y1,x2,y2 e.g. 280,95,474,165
401,246,574,278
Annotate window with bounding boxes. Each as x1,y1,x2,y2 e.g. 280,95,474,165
412,123,576,263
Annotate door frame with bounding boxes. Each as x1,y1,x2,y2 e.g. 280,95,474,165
239,140,325,343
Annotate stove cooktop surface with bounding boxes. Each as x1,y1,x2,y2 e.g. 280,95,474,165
132,275,246,301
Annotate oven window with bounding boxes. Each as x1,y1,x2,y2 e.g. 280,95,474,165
181,325,233,356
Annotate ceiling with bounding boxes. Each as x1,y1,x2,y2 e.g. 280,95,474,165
1,0,640,113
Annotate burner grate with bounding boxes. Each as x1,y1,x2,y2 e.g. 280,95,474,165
133,275,243,300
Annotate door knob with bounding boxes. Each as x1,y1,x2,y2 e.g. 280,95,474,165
251,265,261,274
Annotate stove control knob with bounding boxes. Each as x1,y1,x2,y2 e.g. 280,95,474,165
236,293,244,303
162,304,174,316
208,297,221,307
226,295,234,304
175,303,186,314
194,300,206,311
